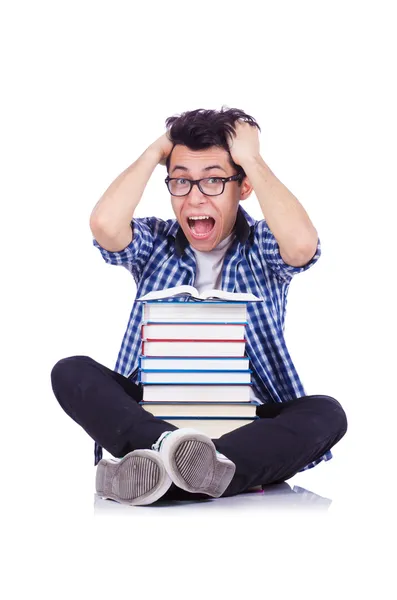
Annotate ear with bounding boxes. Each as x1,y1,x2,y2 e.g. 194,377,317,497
238,176,254,201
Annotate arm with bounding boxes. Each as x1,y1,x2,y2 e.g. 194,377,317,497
226,119,319,266
242,155,319,266
90,133,173,252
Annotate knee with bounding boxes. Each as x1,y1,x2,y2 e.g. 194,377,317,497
315,395,348,441
50,355,93,392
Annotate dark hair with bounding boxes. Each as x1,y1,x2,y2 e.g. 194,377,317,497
164,105,261,183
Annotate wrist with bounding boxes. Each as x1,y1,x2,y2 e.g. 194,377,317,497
143,145,163,165
239,153,262,168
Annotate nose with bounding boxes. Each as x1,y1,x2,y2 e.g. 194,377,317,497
186,182,208,205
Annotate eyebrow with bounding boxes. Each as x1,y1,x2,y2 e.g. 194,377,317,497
171,164,227,175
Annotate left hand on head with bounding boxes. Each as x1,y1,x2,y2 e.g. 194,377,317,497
226,119,261,166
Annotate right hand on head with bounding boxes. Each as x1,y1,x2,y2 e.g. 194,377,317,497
149,131,174,166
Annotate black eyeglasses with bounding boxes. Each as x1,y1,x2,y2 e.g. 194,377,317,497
165,174,242,197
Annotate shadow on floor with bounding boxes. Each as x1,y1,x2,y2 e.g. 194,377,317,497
93,481,332,514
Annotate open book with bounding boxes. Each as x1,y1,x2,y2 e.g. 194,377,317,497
137,285,263,302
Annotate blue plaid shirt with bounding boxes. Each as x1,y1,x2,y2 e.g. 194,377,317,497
93,204,332,469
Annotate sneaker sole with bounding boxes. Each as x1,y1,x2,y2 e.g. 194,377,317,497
159,428,236,498
96,449,172,506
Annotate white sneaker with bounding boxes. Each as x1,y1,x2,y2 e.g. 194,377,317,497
96,448,172,506
152,428,236,498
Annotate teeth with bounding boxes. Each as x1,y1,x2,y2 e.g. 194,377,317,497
189,216,211,221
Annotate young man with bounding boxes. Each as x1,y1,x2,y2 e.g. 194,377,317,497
51,107,347,506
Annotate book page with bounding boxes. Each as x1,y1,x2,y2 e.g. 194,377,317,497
201,289,262,301
137,285,197,301
137,285,262,302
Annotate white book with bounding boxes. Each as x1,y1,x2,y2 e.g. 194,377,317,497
140,401,259,418
142,384,251,402
137,285,262,302
142,302,248,323
157,418,257,437
139,357,250,371
139,369,252,384
141,339,246,357
141,322,246,341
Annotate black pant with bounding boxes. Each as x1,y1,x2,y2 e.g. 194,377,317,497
50,355,347,499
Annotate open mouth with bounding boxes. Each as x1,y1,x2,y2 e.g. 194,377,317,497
187,216,216,239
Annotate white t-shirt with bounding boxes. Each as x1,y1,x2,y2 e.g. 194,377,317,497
191,233,263,404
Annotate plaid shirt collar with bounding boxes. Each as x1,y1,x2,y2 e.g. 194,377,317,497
166,204,257,257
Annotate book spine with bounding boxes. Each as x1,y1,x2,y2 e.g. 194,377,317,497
139,401,260,405
142,339,246,343
142,321,248,325
140,369,253,373
142,383,250,386
140,357,249,362
149,416,259,421
141,324,246,340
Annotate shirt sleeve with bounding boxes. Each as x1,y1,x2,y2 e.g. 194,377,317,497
254,219,322,283
92,217,155,282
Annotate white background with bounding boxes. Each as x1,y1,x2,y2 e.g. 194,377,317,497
1,0,396,598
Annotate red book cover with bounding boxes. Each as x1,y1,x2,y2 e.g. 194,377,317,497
140,323,245,338
142,338,245,343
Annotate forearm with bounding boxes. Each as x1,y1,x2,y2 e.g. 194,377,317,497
242,155,319,256
90,147,161,236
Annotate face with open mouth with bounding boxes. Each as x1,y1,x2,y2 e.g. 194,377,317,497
168,145,253,252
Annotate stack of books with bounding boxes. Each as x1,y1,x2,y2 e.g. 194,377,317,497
135,285,263,438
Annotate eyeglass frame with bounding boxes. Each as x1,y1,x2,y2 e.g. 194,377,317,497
164,174,243,197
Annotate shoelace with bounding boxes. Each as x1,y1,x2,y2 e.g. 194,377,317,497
151,430,173,452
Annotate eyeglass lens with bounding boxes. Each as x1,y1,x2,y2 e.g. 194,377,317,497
168,177,224,196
